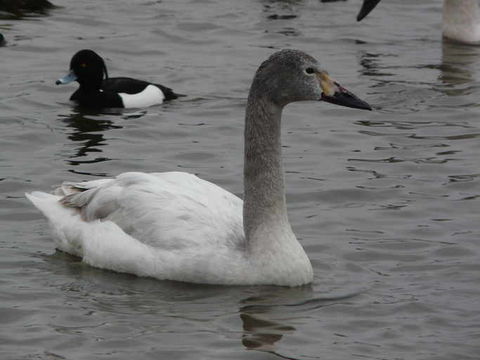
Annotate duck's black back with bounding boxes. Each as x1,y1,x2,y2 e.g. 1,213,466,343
102,77,179,100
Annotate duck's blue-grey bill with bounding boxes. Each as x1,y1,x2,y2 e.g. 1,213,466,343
321,86,372,111
357,0,382,21
56,71,77,85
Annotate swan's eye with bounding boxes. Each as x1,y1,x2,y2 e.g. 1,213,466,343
304,67,315,75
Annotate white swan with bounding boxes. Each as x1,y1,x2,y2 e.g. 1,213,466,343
357,0,480,45
26,50,371,286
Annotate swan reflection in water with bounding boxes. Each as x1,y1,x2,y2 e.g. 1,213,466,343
239,287,359,359
439,41,480,92
44,251,362,360
239,287,311,356
355,38,480,110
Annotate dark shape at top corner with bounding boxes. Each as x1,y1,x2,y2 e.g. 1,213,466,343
0,0,56,19
356,0,382,22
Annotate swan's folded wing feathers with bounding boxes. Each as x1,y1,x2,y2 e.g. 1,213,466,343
52,172,244,252
60,191,92,208
56,178,122,221
107,172,244,250
54,178,114,197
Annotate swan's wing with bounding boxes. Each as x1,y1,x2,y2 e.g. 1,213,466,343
26,172,249,283
35,172,245,252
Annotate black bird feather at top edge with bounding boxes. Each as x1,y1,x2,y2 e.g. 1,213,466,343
357,0,382,21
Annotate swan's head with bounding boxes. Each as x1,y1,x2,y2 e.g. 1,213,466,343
56,49,108,88
251,49,371,110
357,0,382,21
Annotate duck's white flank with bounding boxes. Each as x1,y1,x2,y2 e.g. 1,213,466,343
442,0,480,44
119,84,165,108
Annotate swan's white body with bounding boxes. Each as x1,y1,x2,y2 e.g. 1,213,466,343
358,0,480,45
27,171,313,286
443,0,480,44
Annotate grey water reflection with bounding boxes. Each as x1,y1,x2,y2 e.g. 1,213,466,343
45,256,361,360
439,41,480,92
261,0,302,37
240,287,311,356
240,287,361,359
356,41,480,117
358,41,480,98
262,0,300,19
358,51,395,78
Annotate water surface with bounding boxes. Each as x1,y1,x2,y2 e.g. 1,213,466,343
1,0,479,359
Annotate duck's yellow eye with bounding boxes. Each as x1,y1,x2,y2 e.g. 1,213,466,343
80,63,87,68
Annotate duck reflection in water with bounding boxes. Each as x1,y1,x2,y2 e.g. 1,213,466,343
58,110,125,175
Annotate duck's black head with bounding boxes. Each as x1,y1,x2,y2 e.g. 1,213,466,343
56,49,109,89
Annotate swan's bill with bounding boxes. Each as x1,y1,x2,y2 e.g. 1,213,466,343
357,0,382,21
318,72,371,111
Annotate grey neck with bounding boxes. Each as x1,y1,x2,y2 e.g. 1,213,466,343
243,94,290,245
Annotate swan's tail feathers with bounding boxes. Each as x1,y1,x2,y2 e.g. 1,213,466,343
50,178,113,209
25,191,68,221
26,191,86,256
26,189,156,272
